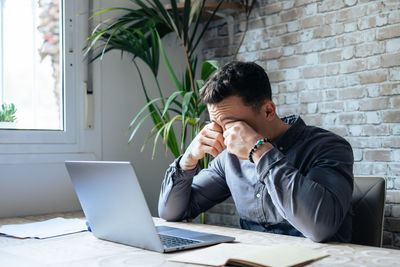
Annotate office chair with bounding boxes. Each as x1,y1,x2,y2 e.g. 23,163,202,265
351,177,386,247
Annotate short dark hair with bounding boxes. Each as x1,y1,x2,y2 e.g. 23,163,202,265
199,61,272,110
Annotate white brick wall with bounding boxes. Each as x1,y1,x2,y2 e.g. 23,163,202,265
202,0,400,248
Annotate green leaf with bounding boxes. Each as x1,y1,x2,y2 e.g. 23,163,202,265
201,60,220,81
152,123,168,159
160,114,182,157
157,31,183,91
190,0,223,57
133,59,150,91
181,91,193,122
184,56,197,92
188,0,206,52
149,29,160,76
162,91,182,117
189,0,203,25
182,0,191,44
128,111,155,143
180,117,189,152
133,60,165,123
89,7,137,20
140,121,163,152
172,99,182,109
85,19,111,42
167,108,182,115
166,128,180,158
169,0,182,34
196,79,205,90
148,0,177,33
100,22,127,60
128,97,162,129
162,115,182,147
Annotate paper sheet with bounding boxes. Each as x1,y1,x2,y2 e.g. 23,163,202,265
168,243,329,267
0,217,88,239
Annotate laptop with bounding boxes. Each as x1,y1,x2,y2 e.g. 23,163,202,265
65,161,235,253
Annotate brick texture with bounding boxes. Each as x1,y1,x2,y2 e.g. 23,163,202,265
202,0,400,249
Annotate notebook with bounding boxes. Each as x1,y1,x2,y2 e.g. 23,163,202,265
168,243,329,267
65,161,235,253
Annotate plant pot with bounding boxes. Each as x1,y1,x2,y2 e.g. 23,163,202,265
0,122,17,129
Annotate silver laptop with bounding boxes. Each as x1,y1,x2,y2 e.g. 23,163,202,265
65,161,235,253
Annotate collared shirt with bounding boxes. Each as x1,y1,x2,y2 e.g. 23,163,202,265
158,115,354,242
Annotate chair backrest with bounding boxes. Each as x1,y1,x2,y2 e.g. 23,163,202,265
352,177,386,247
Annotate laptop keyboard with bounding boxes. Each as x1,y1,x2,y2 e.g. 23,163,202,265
159,234,201,248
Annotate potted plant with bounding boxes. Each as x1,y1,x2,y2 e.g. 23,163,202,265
0,103,17,129
85,0,225,164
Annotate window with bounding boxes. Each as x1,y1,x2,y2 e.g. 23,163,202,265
0,0,83,147
0,0,99,156
0,0,63,130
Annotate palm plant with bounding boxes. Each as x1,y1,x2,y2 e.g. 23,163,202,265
85,0,224,169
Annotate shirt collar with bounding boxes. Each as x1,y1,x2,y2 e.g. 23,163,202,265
272,115,306,154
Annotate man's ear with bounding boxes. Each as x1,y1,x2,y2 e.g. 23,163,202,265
262,100,276,121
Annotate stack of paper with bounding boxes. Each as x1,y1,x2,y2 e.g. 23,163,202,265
0,217,88,239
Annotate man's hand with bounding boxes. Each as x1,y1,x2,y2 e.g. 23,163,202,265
223,121,272,162
179,122,226,170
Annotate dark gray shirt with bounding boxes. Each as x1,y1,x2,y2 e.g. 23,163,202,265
158,115,354,242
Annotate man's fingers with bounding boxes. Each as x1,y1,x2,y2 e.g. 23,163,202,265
199,135,224,154
224,121,247,132
223,129,229,139
208,122,223,132
205,130,225,148
203,145,219,158
223,127,235,139
224,121,236,130
202,123,225,150
222,141,227,149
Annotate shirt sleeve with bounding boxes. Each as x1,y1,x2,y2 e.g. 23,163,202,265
256,137,354,242
158,152,231,221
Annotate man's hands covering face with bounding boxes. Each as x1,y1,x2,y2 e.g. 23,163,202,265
223,121,263,160
180,120,273,170
179,122,226,170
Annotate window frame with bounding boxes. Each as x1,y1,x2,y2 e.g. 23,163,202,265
0,1,85,151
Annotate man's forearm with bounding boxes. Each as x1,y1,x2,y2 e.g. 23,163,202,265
159,152,230,222
179,152,198,170
256,148,353,242
158,157,198,221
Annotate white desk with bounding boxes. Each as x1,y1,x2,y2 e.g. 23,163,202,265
0,211,399,266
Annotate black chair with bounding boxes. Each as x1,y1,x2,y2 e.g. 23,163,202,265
351,177,386,247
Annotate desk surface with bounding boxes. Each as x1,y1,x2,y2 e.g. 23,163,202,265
0,212,399,267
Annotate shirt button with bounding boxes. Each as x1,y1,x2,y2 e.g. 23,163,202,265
256,193,261,198
279,146,283,150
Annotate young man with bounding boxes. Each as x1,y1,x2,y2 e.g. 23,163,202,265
158,61,354,243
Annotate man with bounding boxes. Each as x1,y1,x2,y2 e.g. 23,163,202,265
158,61,354,242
